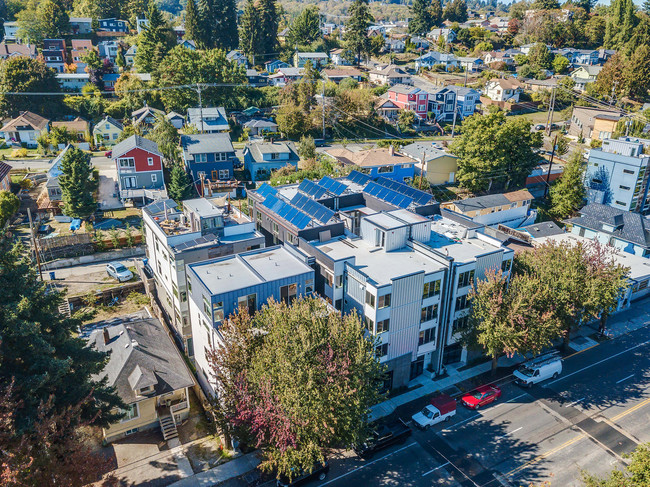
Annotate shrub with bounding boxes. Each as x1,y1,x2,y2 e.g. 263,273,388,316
11,148,28,158
108,227,120,249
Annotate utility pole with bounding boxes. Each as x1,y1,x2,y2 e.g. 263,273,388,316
610,80,618,107
543,134,558,200
322,82,326,140
27,208,43,281
464,66,468,88
197,83,203,134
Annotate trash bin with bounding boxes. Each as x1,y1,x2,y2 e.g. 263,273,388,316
49,271,56,280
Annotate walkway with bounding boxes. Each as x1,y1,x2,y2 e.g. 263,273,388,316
168,451,261,487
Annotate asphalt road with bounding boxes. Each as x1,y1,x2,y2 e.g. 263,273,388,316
308,324,650,487
6,155,114,172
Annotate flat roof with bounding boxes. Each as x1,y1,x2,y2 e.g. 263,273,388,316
183,198,223,218
363,212,407,230
427,219,507,262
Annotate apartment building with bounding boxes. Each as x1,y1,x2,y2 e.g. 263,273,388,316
440,190,536,228
142,198,265,354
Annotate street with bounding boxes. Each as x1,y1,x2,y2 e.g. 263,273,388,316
311,324,650,487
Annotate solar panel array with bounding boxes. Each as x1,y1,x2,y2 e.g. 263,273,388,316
346,170,371,186
290,193,335,223
261,195,312,229
318,176,347,196
298,179,328,199
364,182,413,209
256,183,277,198
375,176,433,206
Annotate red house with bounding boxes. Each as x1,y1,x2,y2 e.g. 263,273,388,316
112,135,166,201
387,84,430,120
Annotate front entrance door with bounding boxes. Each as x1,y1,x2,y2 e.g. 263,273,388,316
124,176,137,189
410,355,425,380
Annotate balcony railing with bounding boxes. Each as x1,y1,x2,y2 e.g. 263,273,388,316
170,400,189,414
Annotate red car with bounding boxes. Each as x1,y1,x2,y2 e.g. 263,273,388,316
461,384,502,410
104,150,112,158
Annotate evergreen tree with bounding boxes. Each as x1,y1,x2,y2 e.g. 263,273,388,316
604,0,637,50
532,0,560,9
122,0,148,27
645,0,650,13
239,0,262,63
624,44,650,100
344,0,374,64
168,162,194,202
135,1,175,73
287,6,322,47
443,0,468,22
197,0,215,47
429,0,443,28
409,0,433,35
58,146,96,219
184,0,202,44
258,0,279,55
115,45,126,70
213,0,239,50
549,150,586,220
0,57,62,118
0,191,19,227
149,114,180,164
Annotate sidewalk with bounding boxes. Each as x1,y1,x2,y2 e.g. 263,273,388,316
168,452,261,487
370,296,650,422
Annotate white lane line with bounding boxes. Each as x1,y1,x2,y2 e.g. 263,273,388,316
547,339,650,386
421,461,451,477
505,392,528,404
496,427,523,440
566,397,585,407
446,413,480,430
320,442,418,486
616,374,635,384
447,393,529,431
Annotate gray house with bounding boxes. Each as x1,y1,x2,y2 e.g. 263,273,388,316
243,141,299,182
187,107,229,133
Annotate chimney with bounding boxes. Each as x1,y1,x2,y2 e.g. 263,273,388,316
103,327,110,345
389,145,395,156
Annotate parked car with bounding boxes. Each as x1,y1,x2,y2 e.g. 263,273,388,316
353,419,411,458
534,124,545,131
514,351,562,387
106,262,133,282
461,384,501,410
276,462,329,486
104,150,112,157
411,393,456,430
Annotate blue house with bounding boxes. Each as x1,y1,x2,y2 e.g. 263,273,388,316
181,133,238,183
243,141,299,182
187,245,315,393
326,147,416,183
264,59,290,73
415,51,458,72
98,18,129,33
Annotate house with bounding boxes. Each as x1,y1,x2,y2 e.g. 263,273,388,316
569,106,622,141
0,161,11,192
93,116,123,146
429,86,480,122
243,141,299,182
321,68,363,84
264,59,290,73
399,142,458,184
571,65,602,92
56,73,90,91
521,77,560,93
187,107,229,133
518,221,565,240
0,111,49,148
40,144,71,208
369,64,411,86
427,28,457,42
376,98,401,122
585,137,650,214
226,50,247,67
142,199,265,352
69,17,93,34
98,40,119,62
178,39,197,50
457,56,483,73
103,73,120,91
125,45,137,64
484,78,523,102
326,146,417,182
385,39,406,53
483,51,516,67
330,48,353,66
83,312,195,443
268,67,305,87
3,21,19,42
410,36,430,51
565,203,650,257
246,69,268,87
166,111,185,130
181,133,238,183
386,84,429,120
293,52,329,68
243,118,278,136
112,135,165,200
0,43,37,60
415,51,459,72
598,49,616,64
173,25,186,41
187,246,315,394
573,49,600,66
136,17,149,34
70,39,94,71
42,39,66,73
51,117,90,146
440,190,536,227
98,18,129,33
132,106,164,131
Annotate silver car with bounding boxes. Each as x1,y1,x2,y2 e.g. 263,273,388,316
106,262,133,282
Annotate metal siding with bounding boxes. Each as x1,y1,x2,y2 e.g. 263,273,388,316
385,227,408,251
475,251,504,281
346,269,366,305
388,271,425,361
410,222,430,242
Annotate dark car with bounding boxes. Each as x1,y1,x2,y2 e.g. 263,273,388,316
534,124,545,131
277,462,329,487
461,384,502,410
353,419,411,458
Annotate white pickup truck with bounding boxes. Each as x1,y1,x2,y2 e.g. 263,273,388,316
411,393,457,430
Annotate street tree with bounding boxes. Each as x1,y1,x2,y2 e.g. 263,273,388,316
168,162,194,202
298,135,316,161
0,57,62,118
549,149,586,220
0,191,19,227
345,0,374,64
552,55,570,74
57,146,96,219
583,442,650,486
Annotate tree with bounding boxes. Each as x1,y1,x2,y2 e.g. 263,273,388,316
585,15,606,47
398,109,416,133
206,297,385,479
122,0,148,26
458,270,563,374
149,113,180,164
589,53,626,99
549,149,586,220
0,57,62,118
168,162,194,202
288,6,321,47
258,0,279,54
429,0,443,28
184,0,203,45
507,18,520,36
63,83,106,120
135,1,175,73
443,0,467,23
16,0,69,43
345,0,374,64
239,0,262,63
624,45,650,101
209,0,239,50
515,239,630,351
450,111,543,192
604,0,637,50
0,191,19,227
528,43,553,70
583,442,650,486
276,104,308,139
532,0,560,9
552,55,570,74
298,135,316,160
57,146,96,219
409,0,433,35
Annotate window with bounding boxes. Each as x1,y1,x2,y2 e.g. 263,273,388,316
456,294,470,311
620,185,631,190
615,200,626,206
623,169,635,175
365,291,376,308
639,279,649,291
378,165,394,173
419,328,435,346
421,304,438,323
195,153,208,163
238,293,257,314
375,343,388,358
147,157,154,166
280,283,297,304
592,178,603,184
452,315,469,333
423,280,441,299
271,152,280,160
118,157,135,168
378,293,391,308
215,152,228,162
120,403,139,421
113,133,118,139
105,123,110,130
218,169,230,179
213,301,224,323
377,318,390,333
364,316,374,332
457,270,474,289
501,260,511,272
187,280,192,294
151,173,157,182
202,296,210,315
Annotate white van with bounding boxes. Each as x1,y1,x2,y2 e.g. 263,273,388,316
514,352,562,387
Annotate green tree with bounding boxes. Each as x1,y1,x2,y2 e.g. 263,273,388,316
64,83,106,120
604,0,637,50
135,1,175,73
0,56,62,118
589,52,626,99
450,111,543,192
528,42,553,70
49,126,77,147
298,135,316,160
398,109,416,133
258,0,279,54
58,146,96,219
168,162,194,201
122,0,148,27
276,103,308,139
443,0,467,22
429,0,443,28
287,6,321,47
239,0,262,63
115,45,126,70
552,55,570,74
184,0,204,45
532,0,560,9
409,0,433,35
583,442,650,486
585,15,606,47
624,44,650,101
0,191,19,227
207,297,385,479
345,0,374,64
549,149,586,220
16,0,69,43
149,113,180,164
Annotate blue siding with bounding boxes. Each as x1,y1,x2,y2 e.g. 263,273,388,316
183,152,236,181
368,164,415,183
244,152,298,182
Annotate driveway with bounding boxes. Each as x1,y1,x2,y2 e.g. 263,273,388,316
93,156,123,210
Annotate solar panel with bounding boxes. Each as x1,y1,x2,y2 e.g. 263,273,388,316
346,170,371,185
364,182,413,209
261,194,284,213
290,193,335,223
375,176,433,206
298,179,328,199
318,176,347,196
256,183,277,198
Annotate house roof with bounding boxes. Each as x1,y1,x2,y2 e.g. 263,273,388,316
187,107,229,131
520,221,565,238
322,68,363,78
166,111,184,121
369,64,407,77
180,133,234,155
71,39,93,50
565,203,650,248
244,141,298,163
399,142,456,162
435,85,479,96
0,161,10,182
388,84,421,95
51,117,89,132
0,42,37,57
243,118,278,129
0,111,49,132
296,52,329,58
132,106,164,125
449,190,533,213
573,65,602,77
488,78,522,90
112,134,161,158
327,147,416,168
84,312,195,404
95,115,123,131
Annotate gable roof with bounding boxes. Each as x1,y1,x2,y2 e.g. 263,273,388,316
187,107,228,131
0,111,49,132
565,203,650,248
488,78,522,90
0,42,37,58
449,190,533,213
180,133,235,156
327,147,416,167
369,64,408,77
132,106,164,125
388,83,422,95
0,161,11,182
112,134,161,158
399,142,456,161
244,141,298,163
95,115,123,131
52,117,89,133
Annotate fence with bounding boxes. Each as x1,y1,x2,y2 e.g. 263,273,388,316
39,233,94,260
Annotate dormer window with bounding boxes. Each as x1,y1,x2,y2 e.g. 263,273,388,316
139,385,154,395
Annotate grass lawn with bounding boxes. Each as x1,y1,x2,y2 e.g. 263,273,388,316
509,110,556,125
0,148,43,158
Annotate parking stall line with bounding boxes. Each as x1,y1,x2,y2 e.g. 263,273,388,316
616,374,635,384
421,461,450,477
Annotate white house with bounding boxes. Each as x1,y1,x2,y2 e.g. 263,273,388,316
427,28,457,42
415,51,459,72
0,111,50,148
485,78,524,102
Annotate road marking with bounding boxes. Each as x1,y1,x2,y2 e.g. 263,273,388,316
319,442,417,486
547,339,650,386
505,392,528,404
566,397,585,407
421,462,450,477
496,427,523,440
610,397,650,422
616,374,635,384
506,433,586,478
446,413,481,430
447,393,529,431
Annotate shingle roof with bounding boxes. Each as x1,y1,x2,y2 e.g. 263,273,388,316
400,142,455,162
450,190,533,213
565,203,650,248
0,161,10,182
52,117,89,132
180,133,234,156
112,134,161,158
96,115,123,131
0,111,49,132
244,141,298,163
187,107,229,131
388,84,421,95
0,42,37,58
